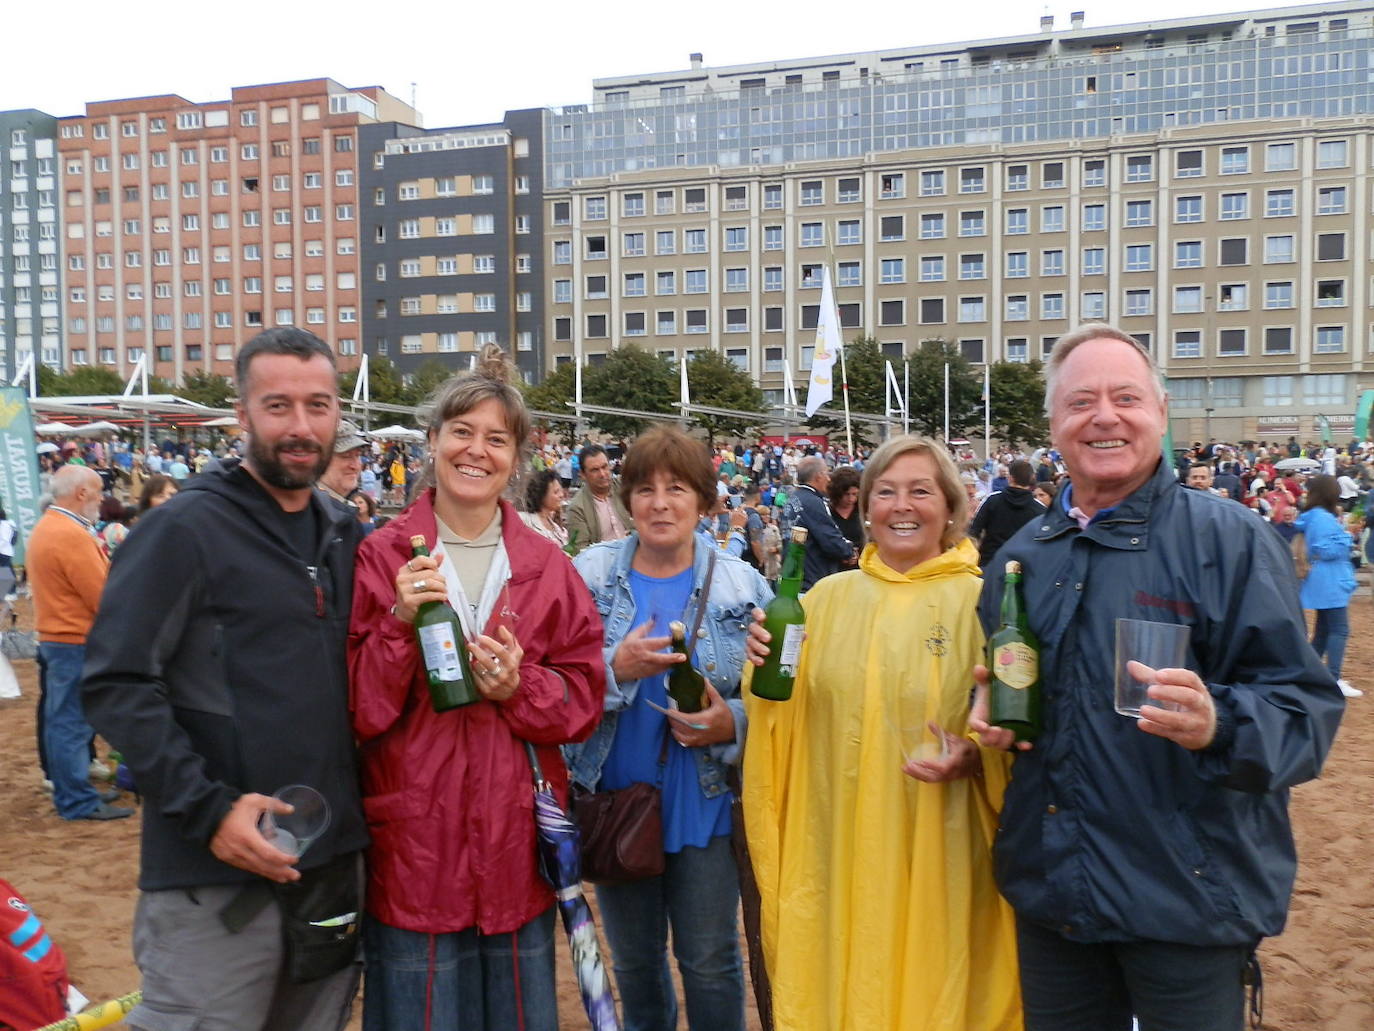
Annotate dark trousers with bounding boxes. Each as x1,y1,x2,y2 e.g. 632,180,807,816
1016,917,1250,1031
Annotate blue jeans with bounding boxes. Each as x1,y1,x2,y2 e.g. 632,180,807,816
1016,917,1250,1031
595,834,744,1031
1311,606,1350,680
40,642,99,819
362,908,557,1031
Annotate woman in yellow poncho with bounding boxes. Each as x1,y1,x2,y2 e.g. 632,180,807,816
743,435,1021,1031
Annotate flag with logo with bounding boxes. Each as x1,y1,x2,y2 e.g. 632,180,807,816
0,388,42,564
805,267,843,417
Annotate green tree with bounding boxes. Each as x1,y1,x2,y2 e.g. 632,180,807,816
176,370,236,409
409,360,455,407
42,367,126,397
904,340,982,439
339,356,414,424
988,360,1050,448
581,346,677,440
684,349,766,445
523,363,578,447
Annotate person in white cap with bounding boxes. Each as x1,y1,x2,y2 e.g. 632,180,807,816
318,419,369,510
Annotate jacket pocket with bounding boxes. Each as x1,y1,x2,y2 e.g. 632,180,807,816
362,789,429,825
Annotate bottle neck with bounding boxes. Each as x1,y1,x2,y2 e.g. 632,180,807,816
1000,573,1024,627
776,540,806,597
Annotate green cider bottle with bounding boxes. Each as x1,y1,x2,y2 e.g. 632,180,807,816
562,528,580,557
987,559,1042,742
750,527,809,701
409,535,480,712
666,620,707,714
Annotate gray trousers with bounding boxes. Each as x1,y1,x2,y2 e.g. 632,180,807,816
129,884,360,1031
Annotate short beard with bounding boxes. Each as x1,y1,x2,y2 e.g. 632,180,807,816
247,433,332,491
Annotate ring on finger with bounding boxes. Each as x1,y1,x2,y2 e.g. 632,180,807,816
413,579,428,592
406,560,415,572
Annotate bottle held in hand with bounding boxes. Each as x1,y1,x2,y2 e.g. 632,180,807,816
409,535,480,712
987,559,1042,742
666,620,708,714
751,527,808,701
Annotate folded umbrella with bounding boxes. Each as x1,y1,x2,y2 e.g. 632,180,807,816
525,743,619,1031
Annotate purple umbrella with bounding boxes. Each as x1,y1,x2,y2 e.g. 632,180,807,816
526,744,619,1031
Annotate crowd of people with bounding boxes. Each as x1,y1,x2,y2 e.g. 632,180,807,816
9,322,1355,1031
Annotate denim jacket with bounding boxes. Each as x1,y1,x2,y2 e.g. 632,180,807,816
566,534,773,796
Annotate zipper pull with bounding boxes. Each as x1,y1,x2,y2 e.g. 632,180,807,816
306,566,325,618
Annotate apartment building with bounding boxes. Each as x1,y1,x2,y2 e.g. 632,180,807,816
543,2,1374,440
0,109,61,381
359,111,545,383
57,79,418,383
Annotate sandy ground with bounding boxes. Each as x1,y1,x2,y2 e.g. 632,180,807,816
0,593,1368,1031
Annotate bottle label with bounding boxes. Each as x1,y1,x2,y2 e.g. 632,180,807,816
778,624,804,675
418,623,463,682
992,642,1037,690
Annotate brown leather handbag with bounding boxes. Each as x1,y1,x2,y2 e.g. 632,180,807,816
573,778,664,884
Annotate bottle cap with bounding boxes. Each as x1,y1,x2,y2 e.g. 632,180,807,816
791,527,809,543
409,534,427,549
668,620,687,640
1005,559,1022,574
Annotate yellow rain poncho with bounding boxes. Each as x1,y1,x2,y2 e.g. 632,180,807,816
743,539,1021,1031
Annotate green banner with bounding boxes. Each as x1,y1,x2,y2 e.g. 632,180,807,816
0,388,43,564
1355,390,1374,442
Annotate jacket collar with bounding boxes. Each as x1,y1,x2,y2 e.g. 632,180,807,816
390,491,543,584
1032,458,1175,550
608,530,715,590
859,537,980,583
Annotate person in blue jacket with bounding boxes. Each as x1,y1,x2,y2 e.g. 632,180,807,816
970,324,1345,1031
1295,474,1360,698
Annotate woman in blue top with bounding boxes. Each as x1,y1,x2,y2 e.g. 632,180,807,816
1295,474,1360,698
570,425,771,1031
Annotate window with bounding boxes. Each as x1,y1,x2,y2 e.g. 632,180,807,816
921,256,946,282
552,201,571,226
1218,283,1248,311
684,229,707,253
1082,159,1106,187
837,177,861,203
880,258,905,284
882,172,907,199
1125,199,1153,227
919,298,945,324
1041,250,1065,276
1317,140,1348,169
685,269,708,294
584,196,607,221
1265,282,1294,309
555,318,572,341
1041,162,1065,189
656,311,677,335
584,275,608,300
879,215,905,242
1303,374,1347,406
1041,293,1065,319
918,213,943,239
1082,203,1105,232
1316,233,1346,261
958,297,986,323
1004,252,1028,278
959,253,986,279
800,223,824,248
1264,330,1294,357
1316,279,1345,307
1220,147,1249,175
1005,209,1029,235
763,267,783,292
723,226,747,251
1125,155,1153,182
838,219,862,246
1173,330,1202,358
959,210,986,237
1081,248,1105,276
553,241,571,264
1125,289,1152,317
1125,244,1153,272
1080,292,1106,320
273,209,292,226
471,174,493,195
1317,186,1347,215
799,180,823,206
724,309,748,333
472,214,494,234
724,185,748,211
720,267,747,293
762,184,782,209
837,261,861,288
685,309,708,334
1315,326,1346,353
624,232,646,256
274,275,293,294
1175,150,1203,178
763,225,783,251
1006,295,1030,320
959,167,985,193
625,312,648,336
1266,142,1297,171
1174,286,1203,313
655,271,676,295
1265,189,1295,218
1259,235,1294,264
1220,238,1251,266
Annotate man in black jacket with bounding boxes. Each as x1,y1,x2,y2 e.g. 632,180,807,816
83,328,367,1031
968,458,1045,568
781,455,855,590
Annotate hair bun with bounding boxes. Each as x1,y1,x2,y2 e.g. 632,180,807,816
475,343,515,386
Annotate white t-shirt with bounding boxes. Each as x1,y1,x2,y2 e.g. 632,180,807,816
0,520,15,558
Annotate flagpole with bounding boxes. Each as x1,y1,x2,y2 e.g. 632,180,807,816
839,344,854,458
943,363,950,443
903,359,910,435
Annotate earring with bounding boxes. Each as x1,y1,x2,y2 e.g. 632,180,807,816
947,518,954,525
863,519,871,528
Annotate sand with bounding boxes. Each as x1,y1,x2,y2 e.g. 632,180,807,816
0,593,1368,1030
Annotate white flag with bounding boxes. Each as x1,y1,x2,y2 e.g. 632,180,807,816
805,267,844,417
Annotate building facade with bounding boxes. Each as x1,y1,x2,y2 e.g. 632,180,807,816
359,110,545,383
0,109,61,382
57,79,417,383
543,2,1374,440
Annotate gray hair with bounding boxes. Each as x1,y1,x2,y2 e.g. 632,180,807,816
796,455,826,485
50,463,99,501
1043,323,1165,415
